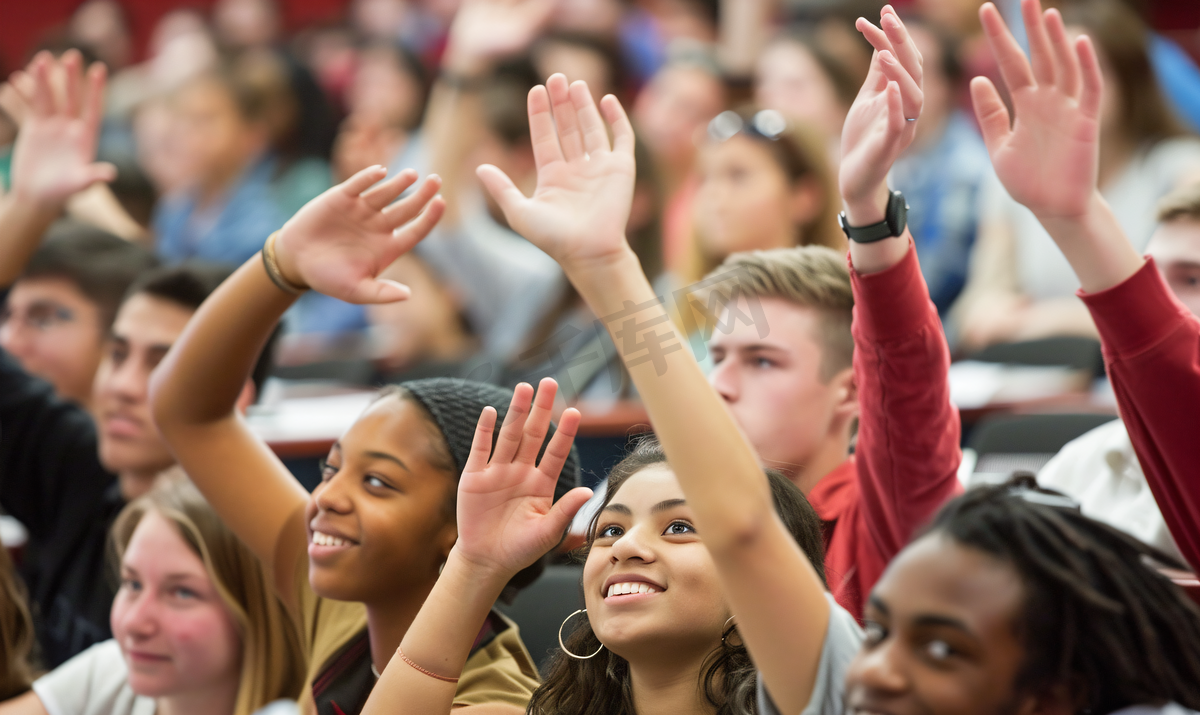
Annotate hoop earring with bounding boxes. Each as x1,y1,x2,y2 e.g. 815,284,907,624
558,609,604,659
721,616,737,645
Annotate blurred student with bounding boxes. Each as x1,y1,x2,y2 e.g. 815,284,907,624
149,167,574,714
0,53,271,665
0,546,36,701
1,225,158,409
0,477,305,715
953,0,1200,352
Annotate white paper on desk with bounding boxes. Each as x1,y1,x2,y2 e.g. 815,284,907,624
948,361,1088,409
247,391,377,442
949,361,1005,408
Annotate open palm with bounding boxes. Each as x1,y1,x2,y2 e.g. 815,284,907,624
971,0,1102,221
9,51,115,207
446,0,557,72
477,74,637,273
454,379,592,576
274,167,445,304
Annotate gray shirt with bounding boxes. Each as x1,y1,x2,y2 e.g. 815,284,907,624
756,594,863,715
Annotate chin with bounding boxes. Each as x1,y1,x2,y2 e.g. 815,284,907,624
126,672,180,698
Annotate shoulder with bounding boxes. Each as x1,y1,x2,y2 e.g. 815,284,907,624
33,641,154,715
455,613,540,710
1037,418,1128,485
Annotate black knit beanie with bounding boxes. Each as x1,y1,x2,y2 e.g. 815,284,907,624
401,378,580,501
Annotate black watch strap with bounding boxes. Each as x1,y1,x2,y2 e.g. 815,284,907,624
839,190,909,243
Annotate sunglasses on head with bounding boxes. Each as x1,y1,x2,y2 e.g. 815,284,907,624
707,109,789,143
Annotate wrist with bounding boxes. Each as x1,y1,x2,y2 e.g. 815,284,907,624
9,186,67,218
268,227,307,290
440,45,491,79
445,547,518,591
841,184,891,227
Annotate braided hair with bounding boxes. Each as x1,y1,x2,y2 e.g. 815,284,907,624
923,476,1200,714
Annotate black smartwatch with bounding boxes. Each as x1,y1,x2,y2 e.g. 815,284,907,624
838,190,909,243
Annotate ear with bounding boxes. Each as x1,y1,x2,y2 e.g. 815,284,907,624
790,177,824,227
1013,683,1081,715
234,380,256,415
829,365,858,422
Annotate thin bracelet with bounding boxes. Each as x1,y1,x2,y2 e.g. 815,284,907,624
261,231,308,295
397,647,460,684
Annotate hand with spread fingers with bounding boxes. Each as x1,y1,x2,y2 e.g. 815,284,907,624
454,378,593,578
444,0,558,75
476,73,637,275
971,0,1102,222
8,50,115,210
272,167,445,304
839,4,924,222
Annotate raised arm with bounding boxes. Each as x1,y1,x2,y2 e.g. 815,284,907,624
972,0,1200,569
0,51,117,285
476,73,828,715
363,378,590,714
150,166,444,598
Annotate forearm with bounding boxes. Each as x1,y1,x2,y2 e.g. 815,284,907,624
1036,192,1144,294
363,550,509,714
718,0,770,78
424,78,486,227
0,192,60,286
65,183,146,241
1011,298,1098,341
152,252,296,428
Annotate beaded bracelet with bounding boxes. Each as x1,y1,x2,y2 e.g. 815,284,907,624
398,647,460,684
261,231,308,295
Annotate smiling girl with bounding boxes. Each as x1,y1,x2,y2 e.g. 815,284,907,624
0,475,304,715
149,165,580,715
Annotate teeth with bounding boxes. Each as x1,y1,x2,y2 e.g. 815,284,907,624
312,531,350,547
606,582,661,597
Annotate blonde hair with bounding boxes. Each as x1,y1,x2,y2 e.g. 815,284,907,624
701,246,854,381
111,475,305,714
0,545,36,699
1158,181,1200,224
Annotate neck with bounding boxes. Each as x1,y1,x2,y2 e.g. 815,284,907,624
788,425,853,497
157,676,240,715
196,152,260,206
365,583,436,674
118,469,162,501
627,650,715,715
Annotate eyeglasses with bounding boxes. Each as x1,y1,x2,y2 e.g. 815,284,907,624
0,303,77,331
707,109,789,143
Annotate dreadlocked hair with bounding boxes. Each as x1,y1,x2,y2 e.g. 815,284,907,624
528,436,825,715
924,475,1200,714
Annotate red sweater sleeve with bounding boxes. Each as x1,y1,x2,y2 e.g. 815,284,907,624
1079,258,1200,570
849,243,964,597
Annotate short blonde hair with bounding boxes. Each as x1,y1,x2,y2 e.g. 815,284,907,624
1157,181,1200,224
700,246,854,381
111,475,305,714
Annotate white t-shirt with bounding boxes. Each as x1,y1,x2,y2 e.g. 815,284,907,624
1038,418,1184,563
33,640,155,715
756,594,864,715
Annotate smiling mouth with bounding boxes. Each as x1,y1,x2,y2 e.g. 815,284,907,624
605,582,663,598
311,530,356,547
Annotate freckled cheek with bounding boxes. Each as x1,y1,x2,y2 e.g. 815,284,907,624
163,609,242,674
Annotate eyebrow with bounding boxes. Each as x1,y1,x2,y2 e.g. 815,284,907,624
363,450,410,472
870,595,976,634
651,498,687,514
601,503,631,515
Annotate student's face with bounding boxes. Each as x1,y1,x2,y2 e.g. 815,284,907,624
112,511,242,699
94,294,192,476
846,534,1053,715
708,297,853,480
695,136,801,258
348,47,423,129
582,465,729,664
174,78,260,187
306,396,458,603
1,277,106,407
1147,219,1200,319
632,66,724,168
755,41,845,142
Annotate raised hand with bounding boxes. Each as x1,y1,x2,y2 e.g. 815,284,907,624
453,378,593,577
273,166,445,304
971,0,1102,221
477,74,637,274
840,5,924,222
8,50,116,209
443,0,557,75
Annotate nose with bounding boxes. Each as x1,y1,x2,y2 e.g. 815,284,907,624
708,354,739,403
848,636,909,698
0,319,34,358
115,589,160,641
103,354,148,404
313,469,354,515
609,523,657,565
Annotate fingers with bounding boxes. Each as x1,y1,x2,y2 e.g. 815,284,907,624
84,161,118,186
1044,8,1080,98
536,406,580,481
879,9,922,87
31,54,54,117
61,50,83,118
515,378,559,465
0,81,29,126
1022,0,1057,86
387,196,445,257
463,406,499,475
381,173,440,225
340,165,389,196
570,80,610,155
980,2,1034,93
547,73,586,161
528,85,565,169
1076,35,1104,120
477,164,526,219
544,486,595,544
877,50,923,121
970,75,1012,156
361,168,418,210
491,383,536,465
600,95,636,157
82,61,107,138
347,277,412,304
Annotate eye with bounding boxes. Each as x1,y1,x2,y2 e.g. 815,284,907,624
318,460,338,481
924,639,953,661
364,475,390,490
753,356,774,369
109,343,129,366
172,586,199,600
863,620,887,646
121,578,142,593
597,524,624,539
664,521,696,536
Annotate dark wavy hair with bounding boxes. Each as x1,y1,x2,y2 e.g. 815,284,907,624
529,436,826,715
923,475,1200,714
